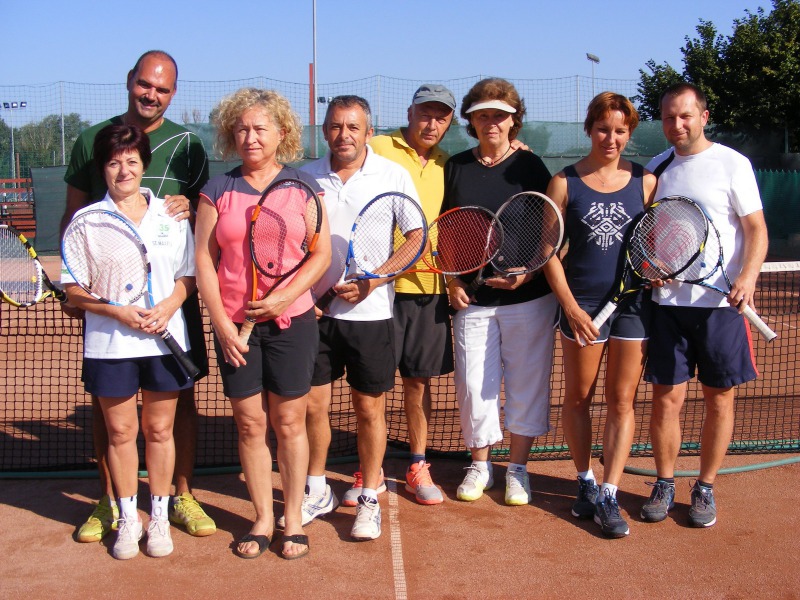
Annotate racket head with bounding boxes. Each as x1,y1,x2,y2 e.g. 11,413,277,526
628,195,709,280
490,191,564,275
424,206,503,275
249,178,322,282
674,213,723,284
61,210,149,305
0,224,46,307
349,191,427,278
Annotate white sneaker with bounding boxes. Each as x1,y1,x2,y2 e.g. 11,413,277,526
342,469,387,507
146,517,173,557
277,484,340,528
456,465,494,502
351,496,381,541
505,468,531,506
112,518,144,560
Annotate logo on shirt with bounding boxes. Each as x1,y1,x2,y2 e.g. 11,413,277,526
581,202,632,251
150,222,173,247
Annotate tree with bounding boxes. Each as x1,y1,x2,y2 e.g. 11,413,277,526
15,113,90,175
0,118,10,177
634,0,800,151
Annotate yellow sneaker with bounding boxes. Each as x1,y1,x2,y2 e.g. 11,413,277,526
169,492,216,537
76,495,119,543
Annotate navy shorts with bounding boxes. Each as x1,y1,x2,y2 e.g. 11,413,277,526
394,293,454,378
644,303,758,388
311,317,396,394
216,308,319,398
559,291,651,343
83,355,194,397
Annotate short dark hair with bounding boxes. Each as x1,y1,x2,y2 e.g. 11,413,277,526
93,124,152,172
659,82,708,113
323,95,372,129
131,50,179,87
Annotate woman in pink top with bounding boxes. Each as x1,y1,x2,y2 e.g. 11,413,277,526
195,88,331,560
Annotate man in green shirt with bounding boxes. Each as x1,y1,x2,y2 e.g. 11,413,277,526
61,50,214,543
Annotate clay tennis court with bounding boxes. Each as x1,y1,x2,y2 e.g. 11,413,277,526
1,260,799,598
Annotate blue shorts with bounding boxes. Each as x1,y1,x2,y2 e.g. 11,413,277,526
644,304,758,388
83,355,194,397
394,293,454,378
311,317,396,394
216,308,318,398
559,292,651,343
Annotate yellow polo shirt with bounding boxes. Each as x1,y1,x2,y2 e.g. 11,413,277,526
370,129,448,294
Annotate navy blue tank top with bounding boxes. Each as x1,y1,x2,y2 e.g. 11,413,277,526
563,162,645,305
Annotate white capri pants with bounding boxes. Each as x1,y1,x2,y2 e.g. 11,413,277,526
453,293,558,448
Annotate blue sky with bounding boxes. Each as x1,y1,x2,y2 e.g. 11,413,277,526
4,0,768,85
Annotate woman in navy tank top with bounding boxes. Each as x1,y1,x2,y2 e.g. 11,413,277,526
542,93,656,538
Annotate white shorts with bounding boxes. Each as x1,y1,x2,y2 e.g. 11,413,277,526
453,294,557,448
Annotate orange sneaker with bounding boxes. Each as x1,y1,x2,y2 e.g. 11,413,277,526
405,460,444,505
342,468,387,507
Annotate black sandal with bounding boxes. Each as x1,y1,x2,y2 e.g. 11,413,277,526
281,534,310,560
235,533,271,559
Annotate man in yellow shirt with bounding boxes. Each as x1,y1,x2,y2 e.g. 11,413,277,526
356,84,456,505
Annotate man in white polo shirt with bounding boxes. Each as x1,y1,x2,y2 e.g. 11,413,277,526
297,95,422,541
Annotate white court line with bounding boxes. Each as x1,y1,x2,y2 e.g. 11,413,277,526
386,476,408,600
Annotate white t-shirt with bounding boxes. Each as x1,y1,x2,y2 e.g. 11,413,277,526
646,143,763,308
301,145,421,321
61,188,195,358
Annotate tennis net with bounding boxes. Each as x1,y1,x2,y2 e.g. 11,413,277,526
0,262,798,474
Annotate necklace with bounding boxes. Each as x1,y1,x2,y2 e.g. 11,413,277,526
476,144,511,167
592,170,607,186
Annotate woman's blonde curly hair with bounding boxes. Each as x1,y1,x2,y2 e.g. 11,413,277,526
211,87,303,163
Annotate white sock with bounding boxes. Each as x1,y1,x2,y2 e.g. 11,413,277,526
307,475,327,496
578,469,595,482
599,483,618,499
118,495,138,522
151,495,169,521
472,460,493,474
360,488,378,502
508,462,527,473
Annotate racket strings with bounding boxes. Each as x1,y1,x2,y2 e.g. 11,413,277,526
631,202,707,279
680,221,722,282
63,215,148,304
0,228,40,302
353,194,426,276
494,194,561,273
428,208,500,274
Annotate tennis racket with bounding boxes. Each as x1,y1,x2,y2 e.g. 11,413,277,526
404,206,504,276
674,207,777,342
466,191,564,295
0,224,66,307
61,209,200,379
238,177,323,345
316,191,427,310
592,195,708,329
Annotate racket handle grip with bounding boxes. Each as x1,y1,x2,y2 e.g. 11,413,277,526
238,318,256,346
742,304,777,342
465,275,484,300
315,287,337,311
592,301,617,330
160,331,201,379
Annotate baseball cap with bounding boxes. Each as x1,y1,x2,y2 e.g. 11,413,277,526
412,84,456,111
465,99,517,114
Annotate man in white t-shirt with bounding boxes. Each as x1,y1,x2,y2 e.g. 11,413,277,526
641,83,768,528
294,96,422,541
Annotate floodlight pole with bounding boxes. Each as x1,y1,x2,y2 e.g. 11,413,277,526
2,101,27,180
586,53,600,98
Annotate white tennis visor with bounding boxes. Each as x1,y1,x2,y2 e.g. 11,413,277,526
465,99,517,114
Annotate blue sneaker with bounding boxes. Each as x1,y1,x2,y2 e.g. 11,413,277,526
571,476,599,519
688,481,717,528
594,489,630,538
640,481,675,523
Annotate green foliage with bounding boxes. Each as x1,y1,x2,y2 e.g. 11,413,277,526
16,113,90,175
635,0,800,151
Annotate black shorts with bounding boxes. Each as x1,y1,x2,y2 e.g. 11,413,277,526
215,308,319,398
83,355,194,397
393,293,454,378
559,291,651,343
183,290,209,380
644,304,758,388
311,317,396,394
